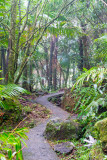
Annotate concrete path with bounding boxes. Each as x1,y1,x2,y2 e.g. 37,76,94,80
23,92,70,160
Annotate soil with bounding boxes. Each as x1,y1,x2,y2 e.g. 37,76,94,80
0,94,51,131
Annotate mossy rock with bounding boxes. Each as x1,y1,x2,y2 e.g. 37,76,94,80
95,118,107,152
44,118,81,140
58,120,80,140
44,118,62,139
90,143,105,160
95,118,107,142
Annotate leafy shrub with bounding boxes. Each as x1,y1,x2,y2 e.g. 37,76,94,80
0,78,29,159
0,127,28,160
71,67,107,136
0,84,29,110
94,35,107,63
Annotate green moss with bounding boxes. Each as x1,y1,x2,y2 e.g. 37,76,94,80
45,122,58,139
59,121,79,139
95,118,107,143
90,143,105,160
45,119,80,140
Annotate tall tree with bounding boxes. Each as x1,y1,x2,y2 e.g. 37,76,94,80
8,0,17,83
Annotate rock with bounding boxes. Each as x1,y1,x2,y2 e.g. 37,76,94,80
44,118,80,140
95,118,107,152
44,117,62,139
50,117,62,124
54,142,74,155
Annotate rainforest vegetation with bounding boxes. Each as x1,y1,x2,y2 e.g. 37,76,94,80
0,0,107,159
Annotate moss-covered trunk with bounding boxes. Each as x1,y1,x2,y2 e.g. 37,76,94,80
8,0,17,83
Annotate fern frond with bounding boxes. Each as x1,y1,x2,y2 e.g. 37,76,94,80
0,84,29,109
1,84,29,98
72,67,107,90
85,98,107,117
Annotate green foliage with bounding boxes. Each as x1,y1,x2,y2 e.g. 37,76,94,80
71,67,107,137
0,127,28,160
0,84,29,110
0,79,29,159
72,67,107,90
23,106,32,114
94,35,107,63
75,141,106,160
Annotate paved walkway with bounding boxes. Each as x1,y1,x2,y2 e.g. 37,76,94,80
23,92,70,160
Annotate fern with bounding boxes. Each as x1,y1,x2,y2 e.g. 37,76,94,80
0,84,29,110
71,66,107,125
85,98,107,116
72,67,107,90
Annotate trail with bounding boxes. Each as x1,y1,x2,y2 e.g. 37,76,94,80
23,92,70,160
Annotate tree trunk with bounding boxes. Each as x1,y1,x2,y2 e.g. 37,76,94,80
59,68,62,89
49,36,55,90
78,39,83,71
28,59,33,92
72,61,75,84
82,34,90,69
8,0,17,83
53,37,58,91
1,47,6,79
44,47,49,87
40,61,45,88
22,63,28,90
0,48,2,79
65,62,70,87
81,22,90,69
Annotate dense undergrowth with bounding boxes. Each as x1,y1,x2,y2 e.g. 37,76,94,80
49,67,107,159
0,82,50,160
72,67,107,134
0,81,29,160
60,67,107,159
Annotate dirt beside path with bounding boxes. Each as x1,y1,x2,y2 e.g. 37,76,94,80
23,92,70,160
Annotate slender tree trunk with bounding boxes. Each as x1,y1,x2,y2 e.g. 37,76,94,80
1,47,6,79
8,0,17,83
40,62,45,87
22,63,28,90
28,59,33,92
82,35,90,69
0,48,2,79
59,68,62,89
33,61,43,89
65,62,70,87
81,22,90,69
78,38,84,71
72,61,75,84
49,36,55,90
53,37,58,91
44,47,49,87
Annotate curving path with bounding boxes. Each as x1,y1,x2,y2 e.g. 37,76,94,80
23,92,70,160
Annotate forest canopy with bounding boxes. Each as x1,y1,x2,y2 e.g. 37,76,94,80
0,0,106,90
